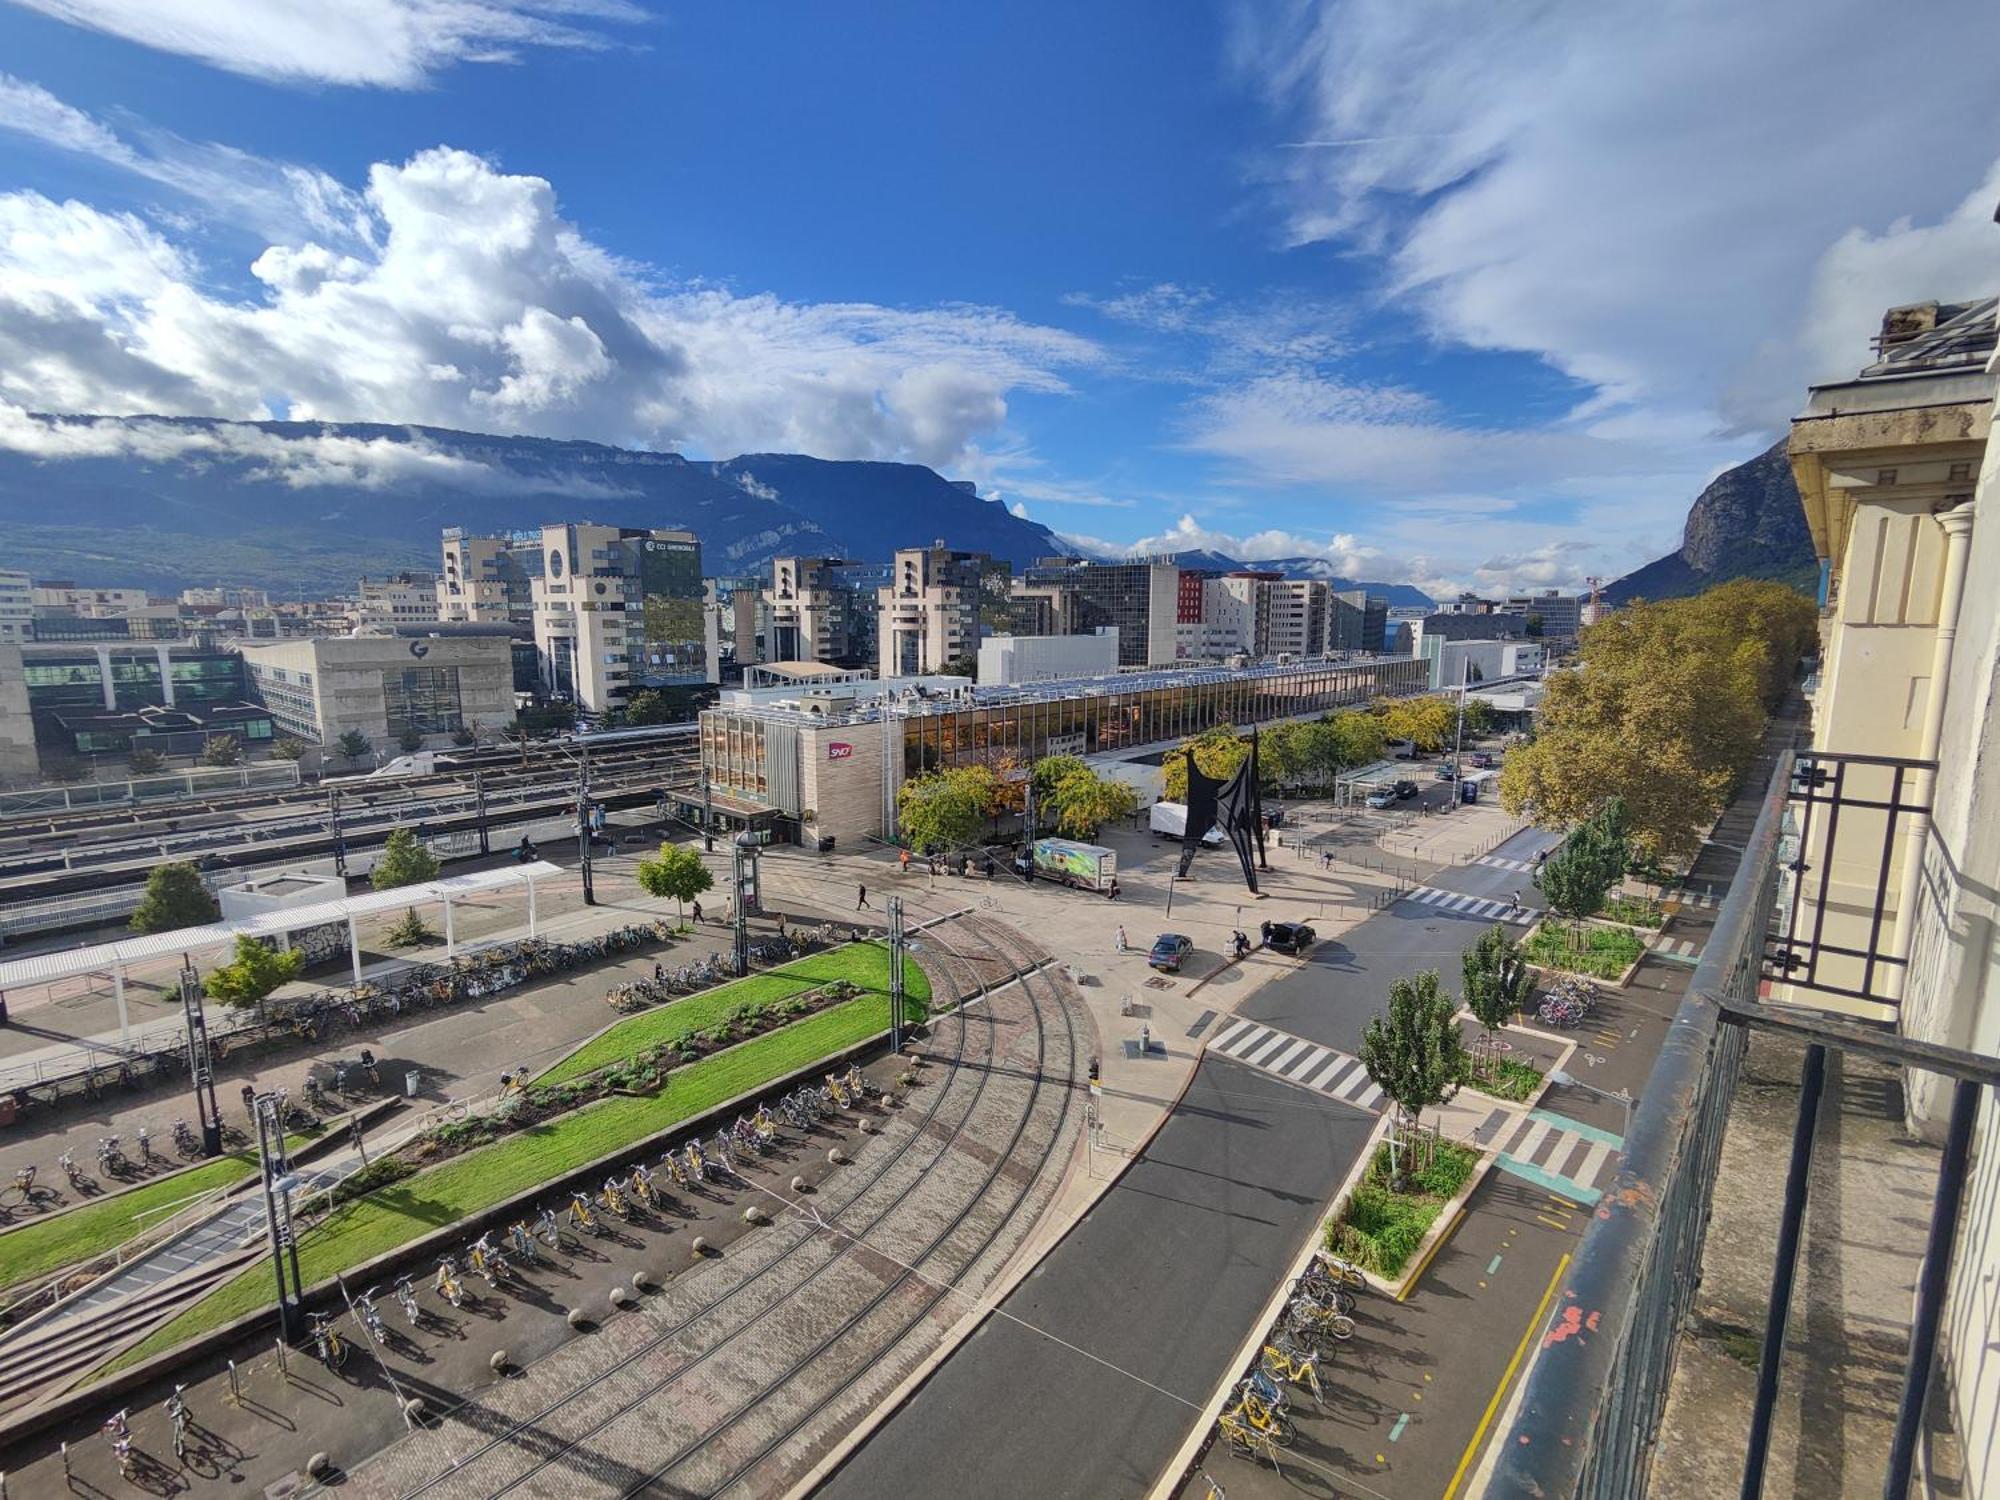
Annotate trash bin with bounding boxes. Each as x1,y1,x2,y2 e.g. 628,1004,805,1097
404,1069,421,1098
817,835,836,853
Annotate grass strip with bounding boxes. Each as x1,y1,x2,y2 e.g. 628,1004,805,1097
0,1139,305,1295
1460,1056,1544,1104
1524,922,1646,980
109,990,915,1374
538,942,929,1087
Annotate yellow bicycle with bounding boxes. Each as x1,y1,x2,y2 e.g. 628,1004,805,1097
1261,1337,1326,1407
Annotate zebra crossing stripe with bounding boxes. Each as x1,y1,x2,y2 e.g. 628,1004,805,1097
1211,1018,1253,1051
1286,1045,1332,1079
1204,1019,1384,1112
1267,1038,1311,1073
1246,1032,1293,1066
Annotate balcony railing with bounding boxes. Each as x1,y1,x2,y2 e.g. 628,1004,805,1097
1497,747,1999,1500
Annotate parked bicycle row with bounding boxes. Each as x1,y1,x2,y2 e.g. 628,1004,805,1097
1216,1254,1367,1464
4,921,678,1120
1534,974,1603,1029
304,1065,879,1371
603,921,860,1011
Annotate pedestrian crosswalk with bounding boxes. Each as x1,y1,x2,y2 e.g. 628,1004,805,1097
1205,1018,1386,1112
1672,889,1721,910
1654,935,1703,964
1403,885,1534,923
1494,1108,1624,1205
1477,854,1537,874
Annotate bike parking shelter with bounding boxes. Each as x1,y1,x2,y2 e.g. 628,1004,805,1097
0,861,566,1041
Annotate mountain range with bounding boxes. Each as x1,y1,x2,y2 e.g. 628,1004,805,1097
1605,439,1817,604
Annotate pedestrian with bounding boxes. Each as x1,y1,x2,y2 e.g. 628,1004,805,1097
1260,920,1273,946
1511,889,1523,912
899,848,911,875
691,899,703,925
654,961,664,983
857,884,872,911
240,1082,256,1118
1115,925,1128,952
776,910,787,936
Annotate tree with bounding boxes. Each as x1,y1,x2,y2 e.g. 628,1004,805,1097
1162,724,1250,801
1045,765,1139,839
1377,696,1456,753
200,735,243,767
635,841,714,922
1537,839,1609,937
336,730,372,763
397,727,425,753
371,827,439,891
1461,924,1533,1069
1030,755,1089,803
126,748,165,776
130,861,220,934
40,758,87,784
1327,709,1388,771
203,934,304,1009
385,907,436,947
451,726,479,748
622,690,674,726
942,652,979,681
268,737,306,762
1524,612,1545,638
896,766,994,853
1358,970,1466,1181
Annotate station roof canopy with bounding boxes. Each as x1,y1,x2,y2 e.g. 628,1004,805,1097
0,861,563,993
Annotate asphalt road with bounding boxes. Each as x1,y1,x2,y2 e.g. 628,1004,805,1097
818,821,1562,1500
815,1054,1377,1500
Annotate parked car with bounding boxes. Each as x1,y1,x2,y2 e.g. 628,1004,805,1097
1470,750,1496,768
1434,764,1459,781
1365,788,1397,809
1393,779,1419,800
1264,920,1316,956
1148,933,1194,972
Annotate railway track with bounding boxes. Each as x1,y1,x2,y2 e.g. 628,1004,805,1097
352,908,1083,1500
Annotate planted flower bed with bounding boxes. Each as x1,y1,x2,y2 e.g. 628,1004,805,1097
1523,920,1646,981
1325,1138,1480,1278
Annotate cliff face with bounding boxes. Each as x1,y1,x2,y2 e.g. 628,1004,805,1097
1606,439,1817,604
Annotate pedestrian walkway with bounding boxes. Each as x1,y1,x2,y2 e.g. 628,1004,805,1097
1493,1107,1624,1205
1654,934,1705,964
1404,884,1536,923
1477,854,1537,874
1205,1018,1385,1112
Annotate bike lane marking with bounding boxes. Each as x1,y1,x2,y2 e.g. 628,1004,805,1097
1440,1250,1571,1500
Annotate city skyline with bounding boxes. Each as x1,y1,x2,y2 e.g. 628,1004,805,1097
0,1,1995,598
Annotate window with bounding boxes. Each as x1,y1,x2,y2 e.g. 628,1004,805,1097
383,666,463,736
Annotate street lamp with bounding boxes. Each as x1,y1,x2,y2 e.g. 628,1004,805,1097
1547,1068,1634,1142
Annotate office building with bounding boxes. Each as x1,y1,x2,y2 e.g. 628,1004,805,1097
0,570,30,645
878,544,988,676
0,644,35,783
1332,590,1388,654
1498,589,1584,643
531,523,706,712
1185,573,1336,660
179,586,270,610
243,626,514,751
15,641,260,765
706,575,765,681
350,573,440,631
697,653,1428,847
438,530,543,627
31,583,150,615
764,557,879,669
1021,559,1182,667
1422,637,1544,690
977,628,1119,685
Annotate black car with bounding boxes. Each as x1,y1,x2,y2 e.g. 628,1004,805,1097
1393,779,1419,800
1263,921,1316,956
1148,933,1194,972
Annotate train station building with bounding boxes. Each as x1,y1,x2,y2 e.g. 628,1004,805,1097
693,653,1429,848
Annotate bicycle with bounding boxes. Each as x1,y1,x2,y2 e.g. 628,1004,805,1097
60,1150,87,1190
509,1219,541,1262
629,1165,658,1209
356,1289,387,1344
309,1311,348,1369
1284,1294,1355,1345
136,1125,157,1166
0,1164,35,1208
1261,1336,1327,1408
168,1385,189,1460
96,1136,127,1177
394,1276,422,1326
172,1119,200,1158
598,1179,632,1222
1198,1474,1227,1500
568,1193,604,1237
535,1206,569,1250
434,1257,467,1309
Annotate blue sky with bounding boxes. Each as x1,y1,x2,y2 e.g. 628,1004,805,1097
1,0,1997,594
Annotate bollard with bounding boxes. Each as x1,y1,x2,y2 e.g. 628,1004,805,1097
59,1445,69,1483
790,1175,807,1193
225,1359,242,1407
276,1337,290,1381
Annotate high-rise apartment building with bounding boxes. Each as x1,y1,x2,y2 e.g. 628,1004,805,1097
1189,573,1334,659
764,557,879,668
531,523,705,712
878,544,988,676
438,529,543,627
0,570,30,645
1021,558,1181,667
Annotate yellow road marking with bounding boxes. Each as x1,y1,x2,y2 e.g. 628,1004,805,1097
1441,1251,1571,1500
1396,1206,1468,1303
1534,1213,1570,1230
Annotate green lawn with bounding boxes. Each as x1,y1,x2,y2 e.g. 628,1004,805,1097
109,988,916,1373
0,1151,267,1294
1525,922,1646,980
1461,1056,1544,1104
1600,895,1665,929
538,941,929,1087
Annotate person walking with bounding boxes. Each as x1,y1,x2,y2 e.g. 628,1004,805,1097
691,898,703,925
899,848,911,876
857,884,872,911
1115,925,1128,953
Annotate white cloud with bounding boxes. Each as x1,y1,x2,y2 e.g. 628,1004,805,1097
0,145,1100,470
6,0,647,89
1232,0,2000,436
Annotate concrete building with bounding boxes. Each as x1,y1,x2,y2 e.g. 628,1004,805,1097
1421,637,1544,691
878,544,988,677
764,557,878,669
0,643,36,784
697,653,1428,848
1021,558,1182,667
705,575,765,681
0,570,29,645
438,529,542,627
977,628,1119,684
1497,589,1584,644
1783,293,2000,1491
351,573,440,631
179,586,270,610
530,523,706,712
242,626,514,752
30,583,150,615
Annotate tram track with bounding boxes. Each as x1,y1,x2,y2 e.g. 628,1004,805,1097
367,911,1030,1500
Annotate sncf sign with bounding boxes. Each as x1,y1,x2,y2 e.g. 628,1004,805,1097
827,742,854,760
